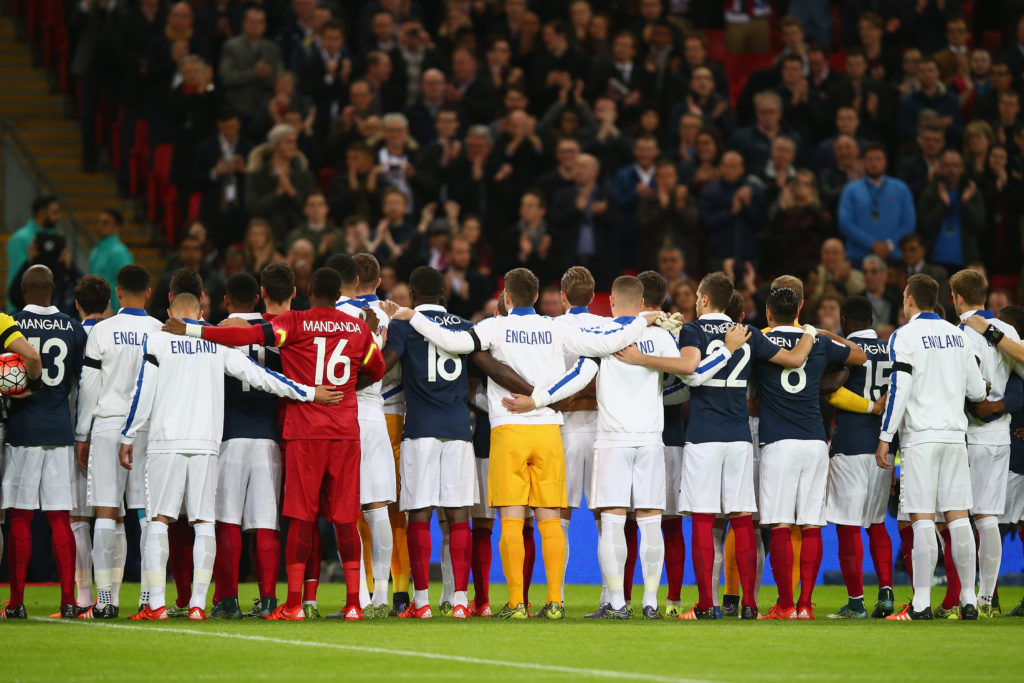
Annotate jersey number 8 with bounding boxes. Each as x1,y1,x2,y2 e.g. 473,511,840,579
313,337,351,385
427,341,461,382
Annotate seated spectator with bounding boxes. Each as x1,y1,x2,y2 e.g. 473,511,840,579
838,143,916,263
88,209,134,310
732,91,804,173
898,232,953,312
764,169,828,279
918,149,984,270
861,254,901,336
933,15,971,86
755,136,798,206
298,19,349,142
637,158,700,272
536,138,581,199
679,127,722,192
245,123,316,248
813,107,870,172
329,141,382,224
988,289,1013,315
668,277,697,319
8,195,60,311
897,121,946,199
285,191,344,264
194,106,252,249
819,135,863,214
981,144,1024,274
443,234,495,320
219,7,282,118
698,150,766,271
242,218,285,276
811,237,865,301
898,57,963,143
550,154,618,287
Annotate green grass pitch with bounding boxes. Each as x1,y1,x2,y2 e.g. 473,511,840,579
6,583,1024,681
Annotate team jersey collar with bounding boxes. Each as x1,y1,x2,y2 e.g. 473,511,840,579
22,304,59,315
118,307,148,316
414,303,448,313
698,313,731,322
769,324,802,333
510,307,535,316
356,294,379,303
613,314,636,324
229,312,264,321
568,306,590,315
182,318,204,325
847,328,878,340
960,309,994,321
911,312,941,321
83,318,99,328
337,295,369,309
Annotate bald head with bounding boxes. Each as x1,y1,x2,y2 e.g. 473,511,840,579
574,153,600,184
169,292,201,320
22,264,55,306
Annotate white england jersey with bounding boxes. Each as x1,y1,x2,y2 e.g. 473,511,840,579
337,295,388,422
408,306,647,428
120,327,316,456
559,305,609,371
959,309,1024,446
75,308,163,441
880,312,988,448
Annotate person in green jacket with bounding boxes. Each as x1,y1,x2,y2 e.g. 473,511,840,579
8,195,61,311
88,208,134,310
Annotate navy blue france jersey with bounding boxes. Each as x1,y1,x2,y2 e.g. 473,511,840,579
223,313,282,442
679,314,782,444
1004,376,1024,475
662,372,687,447
386,305,473,441
755,327,851,445
8,305,87,446
830,331,892,456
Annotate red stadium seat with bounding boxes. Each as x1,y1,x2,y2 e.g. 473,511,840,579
318,167,335,195
187,192,202,222
590,292,612,317
989,275,1019,300
129,120,150,197
146,144,180,245
704,30,726,62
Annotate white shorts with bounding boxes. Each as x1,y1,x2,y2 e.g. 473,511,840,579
680,441,757,515
71,458,91,517
471,458,496,519
216,439,281,530
1001,471,1024,524
825,453,892,527
2,445,74,511
899,442,972,515
759,440,828,526
968,443,1010,516
664,446,684,515
591,443,666,511
561,411,597,509
87,418,149,509
360,419,398,505
399,438,477,511
146,452,217,523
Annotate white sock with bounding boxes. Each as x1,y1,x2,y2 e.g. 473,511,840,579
599,513,627,610
71,521,93,607
975,516,1000,604
92,518,117,606
453,590,468,608
191,522,216,610
440,526,454,605
595,517,609,604
136,515,148,605
364,508,393,607
358,533,371,609
560,518,570,603
711,526,724,608
143,521,169,610
111,522,126,607
638,515,664,610
948,517,978,607
911,520,937,613
754,529,765,602
413,588,429,609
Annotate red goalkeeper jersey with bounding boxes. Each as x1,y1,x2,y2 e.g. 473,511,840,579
196,306,385,440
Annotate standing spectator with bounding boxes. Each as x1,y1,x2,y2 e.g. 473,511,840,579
807,43,841,96
901,0,963,56
8,196,60,312
405,68,448,146
675,67,733,136
285,239,313,310
536,138,581,200
326,80,378,160
898,233,953,311
933,16,971,85
362,50,405,115
657,245,689,300
88,209,134,310
963,121,996,180
811,238,865,301
1003,16,1024,82
990,91,1023,147
144,2,212,143
530,20,588,114
193,107,252,250
299,20,350,143
918,149,984,270
724,0,771,55
858,12,901,85
168,56,219,201
329,142,381,223
974,60,1018,124
550,154,617,286
447,125,498,224
814,107,869,172
756,136,798,206
275,0,317,73
826,48,894,148
732,92,803,173
412,105,463,203
775,16,809,72
587,31,654,120
637,158,700,272
788,1,832,49
679,127,722,192
375,113,426,212
860,254,901,335
764,170,829,279
501,190,559,286
678,32,729,99
838,144,917,263
285,192,344,262
954,49,992,119
371,188,417,265
981,144,1024,274
897,121,947,200
483,36,523,96
443,234,494,320
773,53,826,146
898,57,963,143
152,236,226,321
245,124,316,248
584,97,633,176
9,233,83,316
219,7,283,117
610,134,659,241
242,219,285,276
819,135,863,214
395,19,445,108
491,110,546,214
698,151,766,270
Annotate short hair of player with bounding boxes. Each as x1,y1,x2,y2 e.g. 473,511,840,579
75,275,111,315
770,274,804,301
638,270,667,307
169,292,201,319
504,267,539,307
117,264,150,295
611,275,644,307
408,266,444,300
353,253,380,288
840,295,874,327
325,253,358,287
698,272,733,312
560,266,595,307
170,268,203,298
767,286,801,324
906,273,939,311
261,263,295,304
725,291,745,323
311,267,343,301
998,305,1024,338
226,272,260,307
949,268,988,308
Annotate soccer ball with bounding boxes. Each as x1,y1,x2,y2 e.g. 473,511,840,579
0,353,28,395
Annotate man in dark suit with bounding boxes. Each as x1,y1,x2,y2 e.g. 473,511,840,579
218,6,282,116
406,68,450,146
826,48,896,147
193,108,253,250
899,233,953,317
586,31,656,125
446,48,498,126
298,20,349,142
529,19,587,115
412,105,462,204
363,50,406,116
275,0,318,74
550,154,619,288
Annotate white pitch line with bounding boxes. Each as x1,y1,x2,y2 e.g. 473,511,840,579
33,618,714,683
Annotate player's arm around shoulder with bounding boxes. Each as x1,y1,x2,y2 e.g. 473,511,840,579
766,323,818,368
817,329,866,366
964,313,1024,367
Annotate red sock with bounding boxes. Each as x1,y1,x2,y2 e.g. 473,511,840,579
471,525,492,607
168,519,194,608
522,524,535,605
941,529,961,610
691,513,715,610
303,523,321,603
769,527,794,609
731,515,758,609
255,529,280,600
7,509,32,607
45,510,76,606
449,521,471,592
407,520,431,591
284,518,313,609
899,525,914,584
215,523,242,601
798,528,822,609
867,523,892,589
661,517,685,602
333,522,361,609
623,519,638,602
836,525,864,598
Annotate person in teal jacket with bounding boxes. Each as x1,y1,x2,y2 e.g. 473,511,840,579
8,196,61,311
88,208,134,310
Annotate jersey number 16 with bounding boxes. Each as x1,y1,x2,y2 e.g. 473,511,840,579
313,337,351,385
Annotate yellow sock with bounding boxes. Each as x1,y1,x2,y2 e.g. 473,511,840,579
390,513,410,593
723,528,740,595
356,517,374,593
499,518,525,608
538,518,565,605
791,526,802,590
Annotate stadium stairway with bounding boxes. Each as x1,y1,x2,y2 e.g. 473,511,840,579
0,16,162,301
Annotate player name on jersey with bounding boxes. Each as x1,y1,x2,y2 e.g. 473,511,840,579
506,329,553,345
113,331,145,346
921,334,966,349
302,320,362,334
15,317,76,331
170,339,219,355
